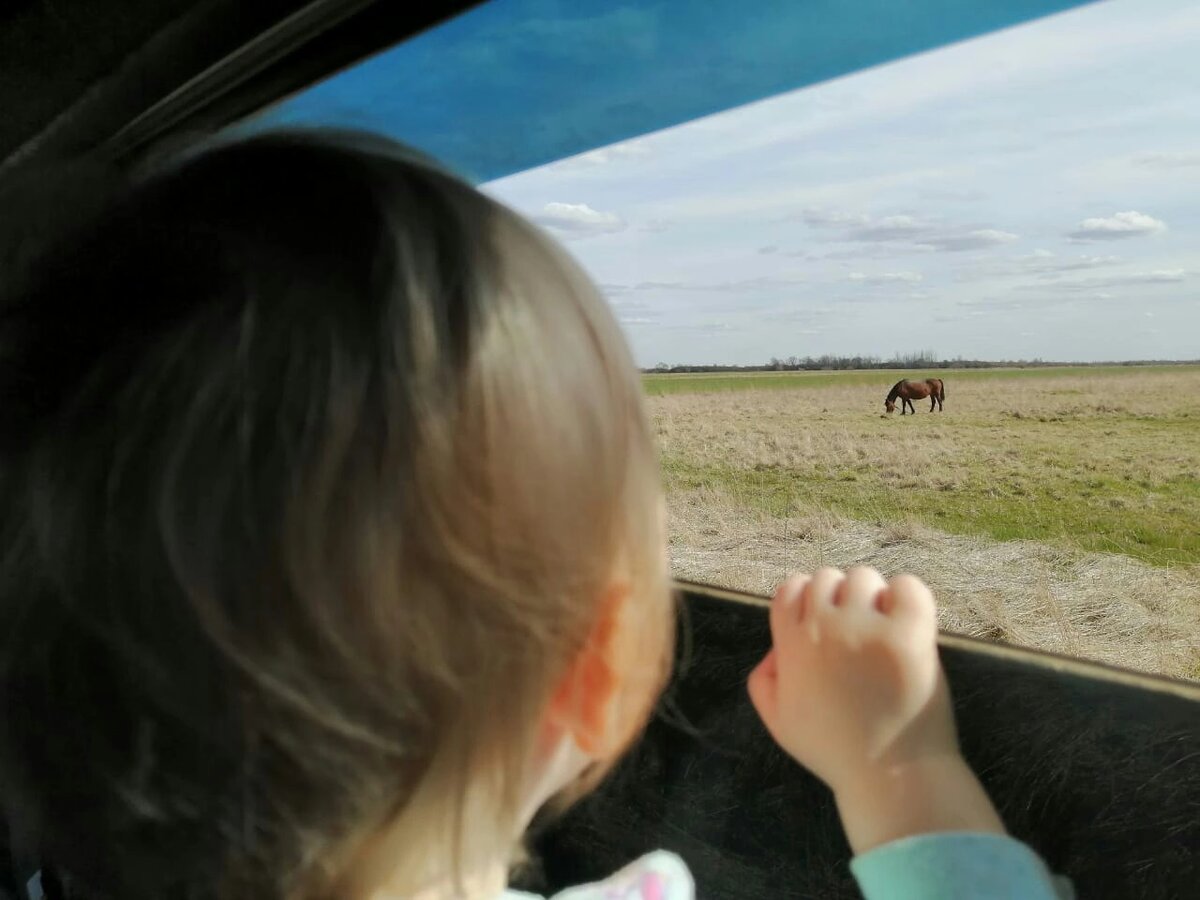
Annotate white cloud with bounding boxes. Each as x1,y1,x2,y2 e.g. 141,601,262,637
809,212,1018,253
1135,268,1186,281
1026,269,1187,292
534,202,626,238
923,228,1018,251
848,271,923,284
820,243,936,260
1067,210,1166,241
548,139,652,171
631,275,805,293
957,252,1121,284
845,215,926,241
643,164,966,223
1133,151,1200,169
800,208,870,228
1034,255,1120,274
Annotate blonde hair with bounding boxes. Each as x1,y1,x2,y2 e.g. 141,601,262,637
0,130,672,899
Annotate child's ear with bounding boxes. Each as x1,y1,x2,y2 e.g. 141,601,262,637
547,583,629,757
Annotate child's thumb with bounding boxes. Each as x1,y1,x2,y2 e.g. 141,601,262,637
746,649,779,734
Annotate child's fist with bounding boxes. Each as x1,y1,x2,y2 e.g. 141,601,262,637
746,567,957,797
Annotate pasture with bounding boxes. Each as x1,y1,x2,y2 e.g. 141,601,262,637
647,365,1200,679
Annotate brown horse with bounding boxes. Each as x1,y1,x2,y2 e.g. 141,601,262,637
885,378,944,414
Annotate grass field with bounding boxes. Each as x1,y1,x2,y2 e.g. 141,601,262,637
647,365,1200,679
643,365,1172,396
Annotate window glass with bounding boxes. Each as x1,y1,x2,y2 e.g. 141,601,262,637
242,0,1200,681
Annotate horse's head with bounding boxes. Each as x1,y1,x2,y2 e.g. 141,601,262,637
885,399,896,413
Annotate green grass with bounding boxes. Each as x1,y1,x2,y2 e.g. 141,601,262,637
643,364,1200,396
651,367,1200,567
662,456,1200,567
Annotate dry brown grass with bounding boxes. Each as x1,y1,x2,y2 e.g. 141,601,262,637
667,485,1199,679
653,370,1199,477
651,368,1200,680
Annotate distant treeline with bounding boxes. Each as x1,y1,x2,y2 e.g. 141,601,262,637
644,352,1200,374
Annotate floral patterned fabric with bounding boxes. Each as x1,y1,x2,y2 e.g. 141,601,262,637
503,851,692,900
503,835,1073,900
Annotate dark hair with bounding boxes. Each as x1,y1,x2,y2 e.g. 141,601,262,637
0,128,672,900
0,130,505,898
0,130,668,900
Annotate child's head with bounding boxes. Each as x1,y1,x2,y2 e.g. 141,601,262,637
0,130,672,899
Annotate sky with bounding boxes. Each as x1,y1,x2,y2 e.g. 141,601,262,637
483,0,1200,367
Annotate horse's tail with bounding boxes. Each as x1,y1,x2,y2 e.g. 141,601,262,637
938,379,946,402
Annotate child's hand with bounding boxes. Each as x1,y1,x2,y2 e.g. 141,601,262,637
747,567,1005,853
746,567,951,789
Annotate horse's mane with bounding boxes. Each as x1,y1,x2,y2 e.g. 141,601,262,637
885,379,906,402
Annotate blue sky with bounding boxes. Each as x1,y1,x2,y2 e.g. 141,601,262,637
484,0,1200,366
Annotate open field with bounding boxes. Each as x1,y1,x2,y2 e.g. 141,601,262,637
643,364,1185,396
648,366,1200,679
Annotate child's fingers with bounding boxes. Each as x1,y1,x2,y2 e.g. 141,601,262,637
769,574,811,642
883,574,937,630
746,648,779,734
806,567,846,616
838,566,888,612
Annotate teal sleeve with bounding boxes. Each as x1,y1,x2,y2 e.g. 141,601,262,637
850,832,1074,900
